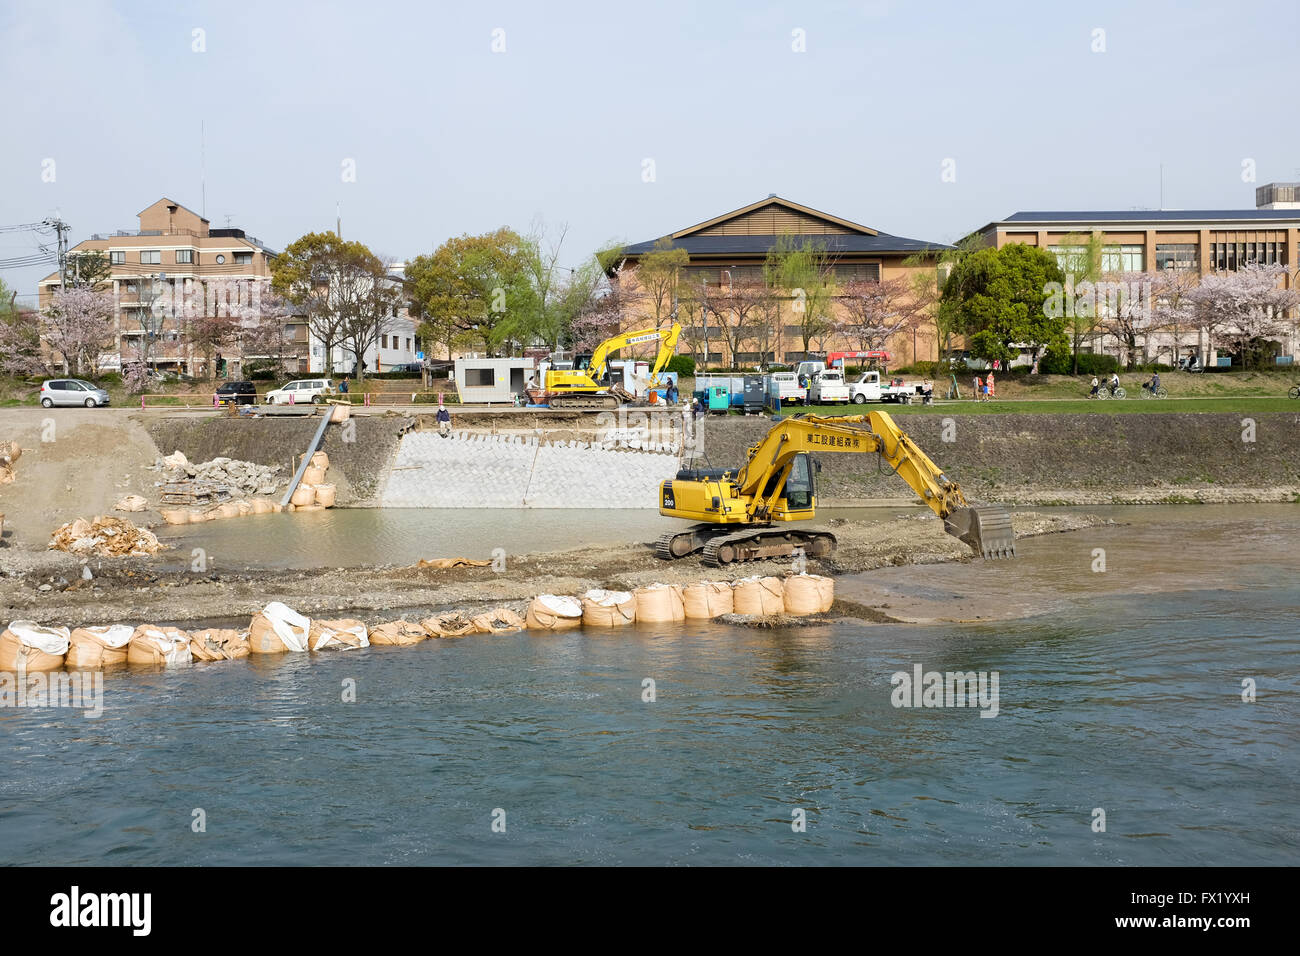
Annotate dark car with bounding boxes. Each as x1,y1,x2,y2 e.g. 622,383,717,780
215,381,258,406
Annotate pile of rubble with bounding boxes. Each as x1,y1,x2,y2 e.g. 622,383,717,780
154,450,283,496
1,440,20,485
49,515,167,557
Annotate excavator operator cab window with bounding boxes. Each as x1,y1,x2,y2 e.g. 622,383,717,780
783,453,814,510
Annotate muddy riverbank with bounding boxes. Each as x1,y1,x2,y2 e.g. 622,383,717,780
0,510,1108,629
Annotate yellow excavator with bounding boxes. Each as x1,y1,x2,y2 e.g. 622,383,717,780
534,322,681,410
656,410,1015,565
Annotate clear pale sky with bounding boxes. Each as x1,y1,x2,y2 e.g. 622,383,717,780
3,0,1298,302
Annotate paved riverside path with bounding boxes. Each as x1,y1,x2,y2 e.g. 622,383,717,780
380,431,681,508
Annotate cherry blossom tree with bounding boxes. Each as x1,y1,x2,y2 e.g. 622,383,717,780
1190,263,1300,369
836,277,921,353
42,287,116,376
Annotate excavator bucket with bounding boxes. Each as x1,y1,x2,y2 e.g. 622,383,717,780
944,506,1016,559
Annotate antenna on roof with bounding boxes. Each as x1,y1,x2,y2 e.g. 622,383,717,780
224,214,234,228
200,120,206,218
1159,163,1164,211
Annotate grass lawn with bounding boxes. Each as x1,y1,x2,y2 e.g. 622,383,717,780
791,396,1299,416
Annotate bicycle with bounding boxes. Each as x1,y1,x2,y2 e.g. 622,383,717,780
1289,384,1300,400
1093,383,1125,400
1140,382,1169,399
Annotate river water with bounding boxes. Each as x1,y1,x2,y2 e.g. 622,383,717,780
1,506,1297,865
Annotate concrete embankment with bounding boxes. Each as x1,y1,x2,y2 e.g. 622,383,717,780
694,412,1300,505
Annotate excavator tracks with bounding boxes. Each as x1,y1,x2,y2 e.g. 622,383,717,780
550,394,621,410
699,529,837,567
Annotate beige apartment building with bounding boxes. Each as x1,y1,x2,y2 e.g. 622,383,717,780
39,198,306,374
617,195,949,368
969,182,1300,365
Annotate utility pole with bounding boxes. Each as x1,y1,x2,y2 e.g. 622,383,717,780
45,217,70,289
701,276,708,369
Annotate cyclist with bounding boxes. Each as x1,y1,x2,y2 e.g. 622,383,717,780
1109,372,1120,396
1143,370,1161,396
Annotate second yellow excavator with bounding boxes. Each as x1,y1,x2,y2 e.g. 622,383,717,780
656,410,1015,565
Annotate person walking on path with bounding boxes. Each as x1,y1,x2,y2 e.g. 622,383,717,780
436,402,451,437
972,375,982,402
986,370,996,400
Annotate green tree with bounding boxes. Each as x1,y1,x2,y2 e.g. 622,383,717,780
66,249,113,289
633,239,689,330
271,232,387,375
406,228,533,357
1050,232,1106,373
764,235,837,354
904,235,986,360
942,242,1067,364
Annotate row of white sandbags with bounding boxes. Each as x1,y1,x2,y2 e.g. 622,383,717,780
0,599,528,672
526,574,835,630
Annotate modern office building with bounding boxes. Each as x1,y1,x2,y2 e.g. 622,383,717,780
969,183,1300,364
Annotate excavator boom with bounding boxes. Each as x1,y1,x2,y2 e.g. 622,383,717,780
657,411,1015,564
541,322,681,408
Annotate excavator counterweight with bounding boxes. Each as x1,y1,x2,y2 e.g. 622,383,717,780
656,411,1015,565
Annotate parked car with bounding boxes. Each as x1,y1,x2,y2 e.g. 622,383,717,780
390,362,423,374
215,380,258,406
263,378,333,405
40,379,110,408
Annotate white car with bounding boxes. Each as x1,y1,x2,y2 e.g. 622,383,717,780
765,371,807,406
264,378,333,405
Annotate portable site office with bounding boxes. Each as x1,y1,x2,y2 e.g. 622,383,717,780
454,357,537,404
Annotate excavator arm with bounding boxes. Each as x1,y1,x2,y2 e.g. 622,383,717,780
587,323,680,384
658,410,1015,562
735,411,1013,557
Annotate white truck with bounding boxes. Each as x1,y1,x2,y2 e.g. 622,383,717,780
808,369,851,405
765,371,807,406
848,371,930,405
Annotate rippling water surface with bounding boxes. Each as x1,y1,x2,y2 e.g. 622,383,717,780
2,507,1297,865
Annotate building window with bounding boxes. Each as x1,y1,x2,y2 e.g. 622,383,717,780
140,250,161,265
466,368,495,387
109,251,125,265
1101,245,1143,272
175,249,193,264
830,263,881,282
233,252,253,265
1155,244,1197,271
406,338,411,351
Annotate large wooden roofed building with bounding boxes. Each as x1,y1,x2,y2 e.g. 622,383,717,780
618,195,950,368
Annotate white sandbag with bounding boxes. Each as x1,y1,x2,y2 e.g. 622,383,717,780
66,624,135,668
784,574,835,614
682,581,734,619
127,626,193,666
309,618,370,651
114,494,148,513
581,589,636,627
303,465,327,486
290,484,316,507
247,601,311,654
732,576,785,616
0,621,71,672
250,498,275,515
162,509,190,525
525,594,583,630
368,620,428,646
314,483,336,508
310,451,330,471
633,584,685,624
189,628,251,661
